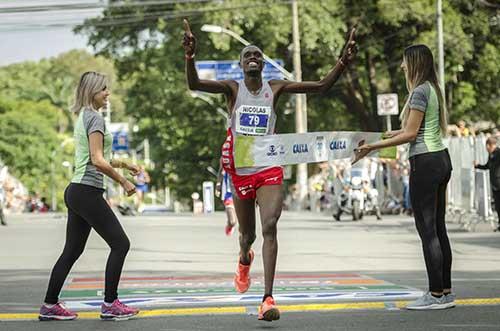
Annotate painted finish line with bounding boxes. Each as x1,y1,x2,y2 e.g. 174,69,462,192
64,291,423,310
61,273,423,310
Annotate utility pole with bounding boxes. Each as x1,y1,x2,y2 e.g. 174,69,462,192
437,0,445,95
292,0,308,206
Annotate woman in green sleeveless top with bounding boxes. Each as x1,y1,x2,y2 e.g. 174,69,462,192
354,45,454,310
40,72,141,321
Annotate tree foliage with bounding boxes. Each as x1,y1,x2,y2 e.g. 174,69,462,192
0,50,127,131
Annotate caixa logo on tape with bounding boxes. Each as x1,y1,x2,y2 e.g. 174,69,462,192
293,143,309,154
329,140,347,151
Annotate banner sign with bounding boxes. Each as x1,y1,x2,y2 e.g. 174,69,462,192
234,131,396,168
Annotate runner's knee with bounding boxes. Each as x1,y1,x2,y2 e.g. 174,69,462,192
262,217,278,239
240,232,256,247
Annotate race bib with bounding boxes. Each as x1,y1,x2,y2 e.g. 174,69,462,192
235,105,271,135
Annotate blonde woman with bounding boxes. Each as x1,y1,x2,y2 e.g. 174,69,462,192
39,72,140,321
353,45,454,310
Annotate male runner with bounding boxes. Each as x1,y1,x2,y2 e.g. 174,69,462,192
183,19,357,321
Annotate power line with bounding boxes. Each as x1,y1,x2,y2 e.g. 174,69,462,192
0,1,292,30
0,0,213,13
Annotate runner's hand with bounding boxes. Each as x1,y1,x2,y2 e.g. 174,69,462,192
215,182,221,198
182,18,196,57
121,179,136,196
340,27,357,65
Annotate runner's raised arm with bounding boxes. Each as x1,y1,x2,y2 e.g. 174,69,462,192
183,19,234,95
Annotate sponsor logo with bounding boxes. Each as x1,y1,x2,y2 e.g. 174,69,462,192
223,142,230,149
222,158,230,164
238,185,253,196
267,145,278,156
268,144,285,156
279,144,285,155
222,150,230,156
329,139,347,151
316,136,325,157
293,143,309,154
264,176,280,183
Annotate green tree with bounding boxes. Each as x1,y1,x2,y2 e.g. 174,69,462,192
0,99,73,209
0,50,128,131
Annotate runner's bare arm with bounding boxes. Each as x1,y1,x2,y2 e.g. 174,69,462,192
183,19,233,95
272,28,357,94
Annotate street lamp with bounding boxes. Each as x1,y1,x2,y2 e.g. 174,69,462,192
201,24,294,80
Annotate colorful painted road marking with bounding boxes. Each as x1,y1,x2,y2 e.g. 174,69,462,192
60,273,424,310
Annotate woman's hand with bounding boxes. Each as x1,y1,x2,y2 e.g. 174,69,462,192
120,179,136,196
352,141,373,165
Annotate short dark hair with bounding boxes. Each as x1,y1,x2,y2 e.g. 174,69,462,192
486,137,497,145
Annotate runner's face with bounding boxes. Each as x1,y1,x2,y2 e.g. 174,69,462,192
241,47,264,75
93,87,110,109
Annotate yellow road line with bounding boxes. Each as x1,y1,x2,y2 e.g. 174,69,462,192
2,298,500,321
280,302,386,312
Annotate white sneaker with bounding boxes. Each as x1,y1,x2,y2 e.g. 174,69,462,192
406,292,449,310
442,292,456,308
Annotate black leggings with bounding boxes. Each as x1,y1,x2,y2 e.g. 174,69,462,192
409,149,453,293
44,183,130,304
493,191,500,227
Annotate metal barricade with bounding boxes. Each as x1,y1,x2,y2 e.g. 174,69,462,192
446,134,497,231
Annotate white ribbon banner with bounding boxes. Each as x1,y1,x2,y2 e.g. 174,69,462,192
234,131,396,168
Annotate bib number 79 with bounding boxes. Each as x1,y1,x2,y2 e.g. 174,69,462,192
248,115,260,126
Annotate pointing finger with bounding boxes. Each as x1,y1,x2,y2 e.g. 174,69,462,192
348,27,356,43
183,18,192,37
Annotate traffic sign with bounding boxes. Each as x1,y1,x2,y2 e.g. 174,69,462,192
196,59,285,81
377,93,399,116
109,122,129,152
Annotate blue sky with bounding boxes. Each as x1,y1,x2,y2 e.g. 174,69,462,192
0,0,102,66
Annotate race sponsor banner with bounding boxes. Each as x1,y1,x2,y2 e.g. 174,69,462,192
234,131,396,168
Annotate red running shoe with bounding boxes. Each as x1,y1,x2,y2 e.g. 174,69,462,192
234,249,254,293
258,296,280,321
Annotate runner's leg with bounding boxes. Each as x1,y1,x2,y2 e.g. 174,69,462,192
233,196,256,264
256,185,283,297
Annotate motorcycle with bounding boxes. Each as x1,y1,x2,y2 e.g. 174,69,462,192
333,168,382,221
